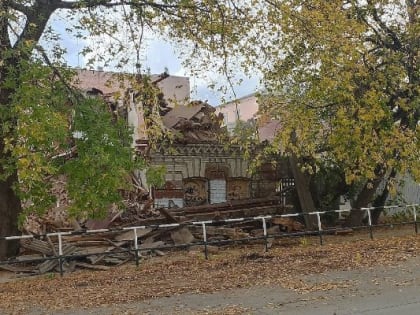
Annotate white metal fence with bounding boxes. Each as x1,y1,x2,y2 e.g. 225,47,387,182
0,203,418,276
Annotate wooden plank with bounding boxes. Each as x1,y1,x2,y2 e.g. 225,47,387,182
76,262,110,271
158,207,179,223
181,205,286,221
272,217,305,232
167,197,284,215
15,254,44,262
21,239,53,255
139,241,165,249
67,240,111,247
86,254,106,265
63,233,121,242
37,244,78,274
0,264,36,273
114,228,152,241
75,246,113,256
189,226,249,239
170,227,195,245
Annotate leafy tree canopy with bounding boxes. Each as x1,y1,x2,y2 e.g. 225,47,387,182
255,0,419,187
0,0,418,254
0,0,256,232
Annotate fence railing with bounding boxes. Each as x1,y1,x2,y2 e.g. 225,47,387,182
0,203,418,276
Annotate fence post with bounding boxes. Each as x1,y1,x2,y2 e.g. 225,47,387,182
412,205,418,234
315,212,323,245
57,233,64,277
363,208,374,240
261,217,268,252
202,222,208,260
133,228,140,266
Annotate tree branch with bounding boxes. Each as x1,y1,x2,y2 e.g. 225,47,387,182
366,0,402,51
13,2,55,50
54,0,194,10
35,45,84,105
0,3,12,51
8,1,32,16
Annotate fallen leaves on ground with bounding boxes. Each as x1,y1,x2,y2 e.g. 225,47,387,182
0,232,419,314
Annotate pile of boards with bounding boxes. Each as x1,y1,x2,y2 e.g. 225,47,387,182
161,100,226,144
2,196,305,275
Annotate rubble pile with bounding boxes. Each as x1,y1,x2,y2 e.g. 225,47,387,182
162,101,226,143
3,194,301,275
0,71,302,275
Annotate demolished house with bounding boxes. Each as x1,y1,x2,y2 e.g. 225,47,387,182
73,69,290,207
4,70,300,275
23,70,296,229
149,101,252,208
71,69,297,218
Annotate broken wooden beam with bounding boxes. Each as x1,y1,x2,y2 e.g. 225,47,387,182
37,244,78,274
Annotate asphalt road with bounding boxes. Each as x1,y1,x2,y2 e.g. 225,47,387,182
52,254,420,315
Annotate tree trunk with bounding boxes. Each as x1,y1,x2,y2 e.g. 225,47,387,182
0,171,22,260
288,155,318,229
371,170,397,224
0,36,22,259
345,177,383,227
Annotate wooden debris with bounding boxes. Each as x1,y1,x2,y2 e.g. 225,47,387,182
0,264,36,274
334,228,354,235
170,227,195,245
189,226,249,239
38,244,78,274
21,239,54,255
158,207,180,223
15,254,44,262
6,193,310,275
139,241,165,249
114,228,152,241
272,217,304,232
76,262,110,271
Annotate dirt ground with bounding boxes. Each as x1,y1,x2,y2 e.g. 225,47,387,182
0,225,419,315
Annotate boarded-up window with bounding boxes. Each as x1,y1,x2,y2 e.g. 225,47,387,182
227,178,250,200
183,178,208,207
209,179,227,204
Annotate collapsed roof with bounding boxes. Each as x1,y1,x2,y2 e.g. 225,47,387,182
73,69,226,146
161,101,226,144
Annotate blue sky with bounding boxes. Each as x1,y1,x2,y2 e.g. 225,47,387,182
50,14,259,106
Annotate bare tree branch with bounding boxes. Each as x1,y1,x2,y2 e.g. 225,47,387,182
366,0,402,51
35,44,84,105
8,1,32,16
13,2,55,50
54,0,195,11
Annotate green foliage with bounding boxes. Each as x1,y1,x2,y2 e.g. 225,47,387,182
231,119,258,160
1,61,71,215
1,0,257,225
252,0,419,195
2,0,417,226
311,163,347,211
63,96,141,219
1,61,142,220
146,165,166,189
